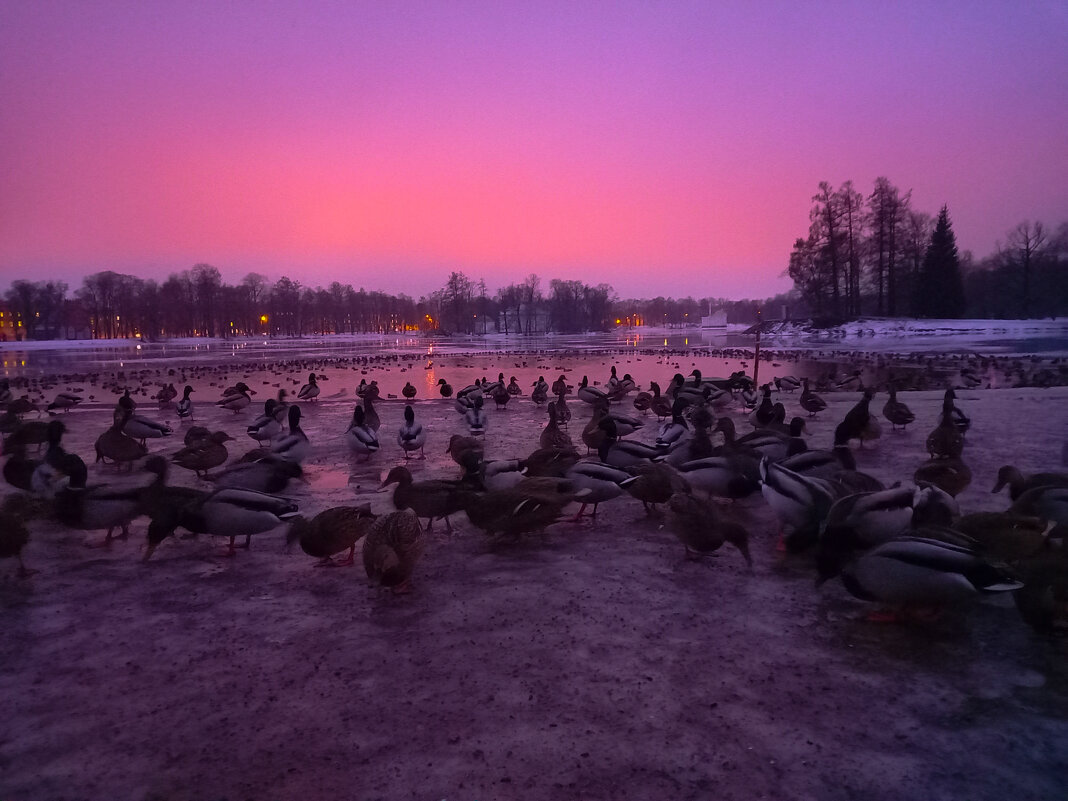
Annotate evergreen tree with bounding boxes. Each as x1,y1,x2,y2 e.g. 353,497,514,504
914,205,966,318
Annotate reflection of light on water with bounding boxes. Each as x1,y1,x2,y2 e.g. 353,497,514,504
663,339,668,346
684,338,689,346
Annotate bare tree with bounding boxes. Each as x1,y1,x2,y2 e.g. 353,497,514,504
1000,221,1048,317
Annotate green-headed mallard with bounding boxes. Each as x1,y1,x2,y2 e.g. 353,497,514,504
991,465,1068,501
818,535,1022,622
297,373,320,402
397,405,427,459
176,385,195,421
345,406,380,460
380,465,465,532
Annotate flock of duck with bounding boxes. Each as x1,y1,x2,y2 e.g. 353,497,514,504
1,363,1066,625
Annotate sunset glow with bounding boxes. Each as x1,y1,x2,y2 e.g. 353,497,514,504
2,1,1065,298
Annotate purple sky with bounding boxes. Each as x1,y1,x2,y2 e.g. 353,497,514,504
1,0,1065,300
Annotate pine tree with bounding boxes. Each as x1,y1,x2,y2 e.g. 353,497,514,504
914,205,966,318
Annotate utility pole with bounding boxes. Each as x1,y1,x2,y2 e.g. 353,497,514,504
752,307,762,388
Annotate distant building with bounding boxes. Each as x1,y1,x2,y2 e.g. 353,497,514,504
700,310,728,328
0,305,23,341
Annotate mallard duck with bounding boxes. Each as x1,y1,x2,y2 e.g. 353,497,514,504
210,456,303,493
3,442,38,492
491,382,511,410
221,382,256,397
506,377,522,397
183,426,212,446
461,457,526,491
269,405,310,463
779,444,856,478
287,505,377,566
590,401,644,438
247,399,282,443
172,431,233,477
437,378,453,398
192,487,300,555
759,457,840,551
380,465,465,532
1,493,40,576
217,383,253,413
362,395,380,433
95,408,148,468
666,489,752,566
835,370,864,392
555,391,572,428
914,456,971,497
297,373,320,402
345,406,380,460
153,384,178,404
55,453,144,545
551,375,571,397
799,378,827,417
464,395,488,435
632,387,653,415
576,376,608,406
656,400,689,449
1010,486,1068,536
882,386,915,431
396,405,427,459
563,461,632,519
540,402,574,451
750,385,775,426
446,434,484,469
5,420,50,452
818,535,1022,622
835,389,877,448
953,512,1051,563
46,391,82,414
363,509,425,592
675,455,761,500
596,418,662,468
531,377,549,405
522,446,581,478
1012,552,1068,634
122,412,173,447
402,381,417,400
620,462,687,514
649,382,673,420
606,366,620,390
820,486,920,553
774,376,801,393
926,404,964,459
991,465,1068,501
175,385,195,421
458,484,569,539
942,388,970,435
116,388,136,413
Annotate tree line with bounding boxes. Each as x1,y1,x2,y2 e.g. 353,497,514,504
1,266,777,341
787,177,1068,320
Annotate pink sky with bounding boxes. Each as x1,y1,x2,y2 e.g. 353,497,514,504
1,1,1066,300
